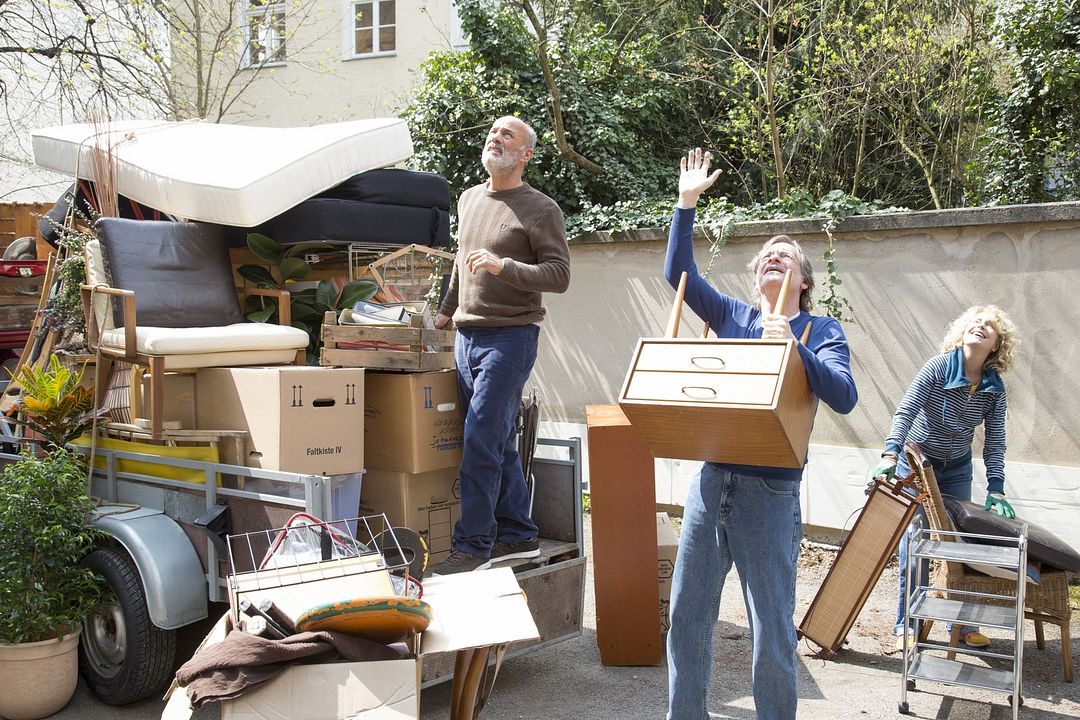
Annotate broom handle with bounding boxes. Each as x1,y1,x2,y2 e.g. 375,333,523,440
666,272,688,339
771,269,793,316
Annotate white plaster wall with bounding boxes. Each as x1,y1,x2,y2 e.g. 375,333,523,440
531,208,1080,553
192,0,457,126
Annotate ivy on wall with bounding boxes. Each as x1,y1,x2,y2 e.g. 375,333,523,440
568,189,904,322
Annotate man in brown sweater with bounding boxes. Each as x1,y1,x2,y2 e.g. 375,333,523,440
430,116,571,575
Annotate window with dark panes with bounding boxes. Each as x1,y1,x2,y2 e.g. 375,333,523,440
246,0,286,65
352,0,396,56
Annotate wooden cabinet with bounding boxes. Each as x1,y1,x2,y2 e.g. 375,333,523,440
618,338,814,468
586,404,662,666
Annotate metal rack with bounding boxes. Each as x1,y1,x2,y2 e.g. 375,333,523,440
899,515,1028,718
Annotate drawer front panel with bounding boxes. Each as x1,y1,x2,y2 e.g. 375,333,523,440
634,342,786,374
623,371,779,405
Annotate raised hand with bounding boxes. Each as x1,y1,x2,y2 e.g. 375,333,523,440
677,148,722,208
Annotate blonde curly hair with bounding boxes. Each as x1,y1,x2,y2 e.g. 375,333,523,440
941,305,1019,374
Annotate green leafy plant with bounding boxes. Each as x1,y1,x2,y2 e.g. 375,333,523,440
12,355,108,451
567,189,905,322
0,447,105,644
39,205,98,354
236,233,379,361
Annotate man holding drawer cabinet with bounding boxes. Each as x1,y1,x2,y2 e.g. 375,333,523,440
664,148,857,720
429,116,571,576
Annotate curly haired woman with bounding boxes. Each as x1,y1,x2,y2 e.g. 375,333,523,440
874,305,1020,650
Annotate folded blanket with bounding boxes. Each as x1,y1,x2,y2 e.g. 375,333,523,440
176,628,406,707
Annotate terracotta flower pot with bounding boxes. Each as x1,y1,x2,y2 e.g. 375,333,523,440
0,626,81,720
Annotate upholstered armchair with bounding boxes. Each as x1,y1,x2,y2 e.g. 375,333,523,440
81,218,309,438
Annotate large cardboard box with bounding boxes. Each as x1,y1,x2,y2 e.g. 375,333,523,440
360,468,461,563
138,371,196,429
195,366,364,475
163,564,538,720
363,370,463,473
657,512,679,635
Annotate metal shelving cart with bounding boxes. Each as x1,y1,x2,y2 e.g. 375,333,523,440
899,515,1029,719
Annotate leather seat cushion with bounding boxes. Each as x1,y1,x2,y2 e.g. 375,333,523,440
943,495,1080,572
97,217,244,328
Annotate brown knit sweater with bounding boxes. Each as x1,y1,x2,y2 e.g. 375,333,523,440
439,182,570,327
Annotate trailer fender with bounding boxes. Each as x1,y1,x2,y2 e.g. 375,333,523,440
91,505,208,630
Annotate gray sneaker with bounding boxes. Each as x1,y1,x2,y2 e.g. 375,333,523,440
430,549,491,576
490,538,540,564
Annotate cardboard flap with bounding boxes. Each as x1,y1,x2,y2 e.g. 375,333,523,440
419,567,539,654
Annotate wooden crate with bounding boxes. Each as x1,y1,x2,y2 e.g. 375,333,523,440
618,337,815,468
320,311,455,371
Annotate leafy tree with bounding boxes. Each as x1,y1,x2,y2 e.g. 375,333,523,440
403,0,697,212
976,0,1080,203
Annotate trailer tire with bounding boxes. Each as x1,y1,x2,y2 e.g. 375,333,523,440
79,547,177,705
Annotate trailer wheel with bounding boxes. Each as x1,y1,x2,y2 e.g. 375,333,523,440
79,548,177,705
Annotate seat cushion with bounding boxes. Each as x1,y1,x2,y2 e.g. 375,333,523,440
96,217,244,328
943,495,1080,572
100,323,309,356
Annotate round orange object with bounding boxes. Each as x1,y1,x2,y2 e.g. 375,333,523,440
295,596,433,644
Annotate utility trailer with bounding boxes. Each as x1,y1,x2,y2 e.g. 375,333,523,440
0,433,584,705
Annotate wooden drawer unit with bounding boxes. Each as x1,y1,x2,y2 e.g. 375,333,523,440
619,338,814,468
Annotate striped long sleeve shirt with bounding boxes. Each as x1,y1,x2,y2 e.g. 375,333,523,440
884,348,1008,493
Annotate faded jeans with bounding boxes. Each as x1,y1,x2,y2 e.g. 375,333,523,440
452,325,540,558
667,463,802,720
893,451,974,635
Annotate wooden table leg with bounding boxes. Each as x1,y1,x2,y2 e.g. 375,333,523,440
450,645,492,720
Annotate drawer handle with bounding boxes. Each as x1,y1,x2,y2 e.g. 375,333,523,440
690,355,726,370
681,386,718,400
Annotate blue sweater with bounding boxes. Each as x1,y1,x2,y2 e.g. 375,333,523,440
665,207,858,481
883,348,1007,494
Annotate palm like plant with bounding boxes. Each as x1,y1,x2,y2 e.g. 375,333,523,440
237,233,379,360
13,356,108,451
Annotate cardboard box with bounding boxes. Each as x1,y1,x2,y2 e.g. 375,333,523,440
163,564,538,720
139,371,196,429
657,512,679,634
363,370,463,473
195,366,364,475
360,468,461,563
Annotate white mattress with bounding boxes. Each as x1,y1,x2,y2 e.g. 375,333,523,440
31,119,413,227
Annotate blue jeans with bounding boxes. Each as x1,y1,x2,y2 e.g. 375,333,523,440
452,325,540,558
667,464,801,720
893,451,974,635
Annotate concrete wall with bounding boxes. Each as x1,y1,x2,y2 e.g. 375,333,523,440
531,202,1080,551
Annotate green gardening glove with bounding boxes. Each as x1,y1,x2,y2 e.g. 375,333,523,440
985,492,1016,519
872,455,897,481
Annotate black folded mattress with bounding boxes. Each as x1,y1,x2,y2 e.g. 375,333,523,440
319,169,451,210
254,198,451,248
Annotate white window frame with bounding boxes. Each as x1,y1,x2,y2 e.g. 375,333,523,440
343,0,397,60
449,1,469,50
243,0,288,68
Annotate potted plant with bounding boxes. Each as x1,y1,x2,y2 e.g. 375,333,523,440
236,233,379,362
0,357,106,719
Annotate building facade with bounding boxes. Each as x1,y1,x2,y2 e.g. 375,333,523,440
203,0,465,126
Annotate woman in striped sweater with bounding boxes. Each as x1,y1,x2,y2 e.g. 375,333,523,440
874,305,1020,649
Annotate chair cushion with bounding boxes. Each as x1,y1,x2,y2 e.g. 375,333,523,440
96,217,244,328
943,495,1080,572
100,323,309,356
83,239,115,332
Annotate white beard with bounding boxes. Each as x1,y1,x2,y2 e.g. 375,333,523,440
482,147,522,175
